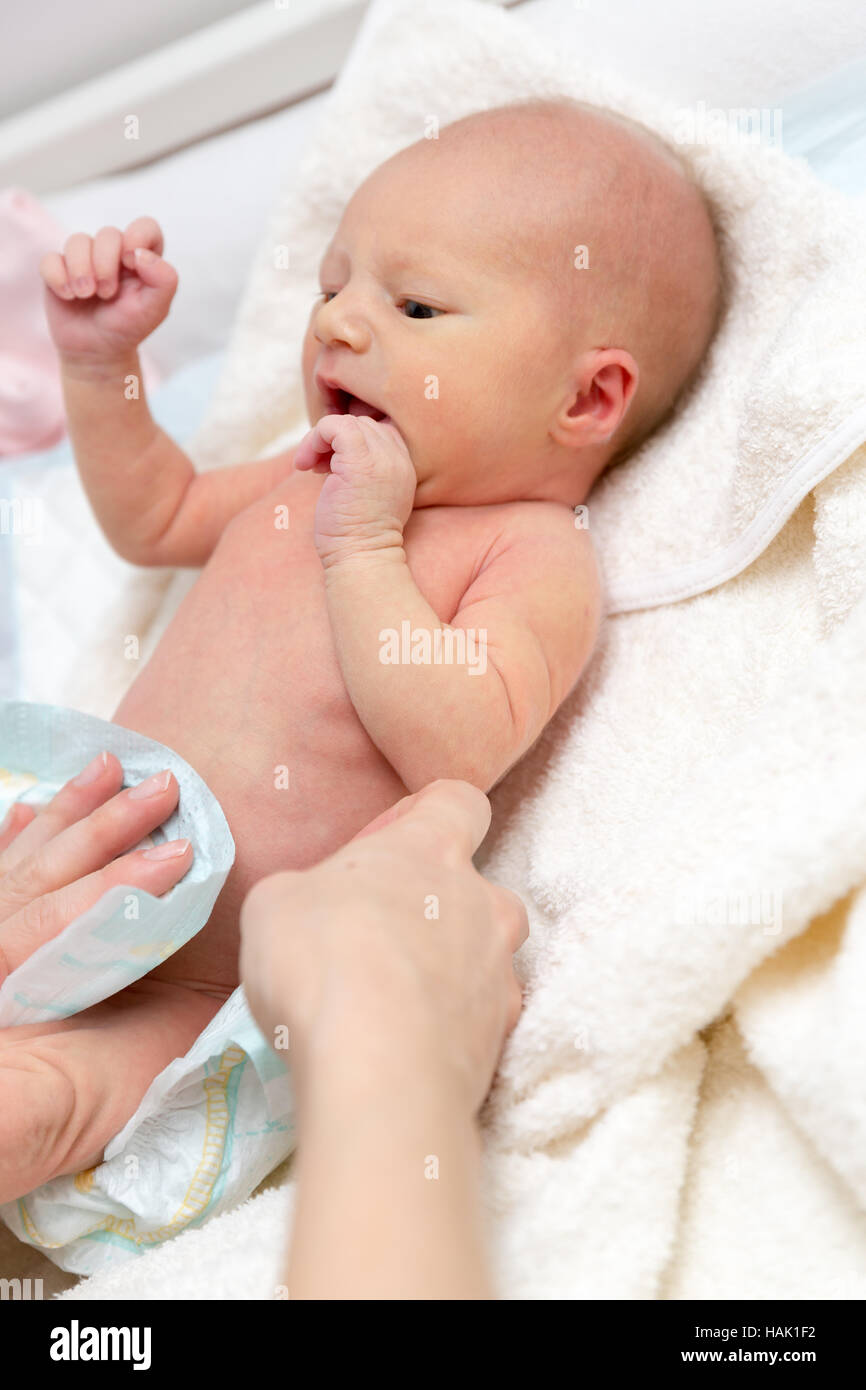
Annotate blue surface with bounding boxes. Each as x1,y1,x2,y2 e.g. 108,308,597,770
0,351,225,701
781,55,866,197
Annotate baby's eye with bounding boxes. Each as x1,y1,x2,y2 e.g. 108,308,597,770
399,299,442,319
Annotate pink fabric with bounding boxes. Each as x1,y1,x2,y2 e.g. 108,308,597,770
0,187,161,458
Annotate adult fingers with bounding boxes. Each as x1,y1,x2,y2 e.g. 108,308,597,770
485,879,530,954
0,838,192,983
0,752,124,871
361,779,492,867
505,977,525,1034
0,803,37,854
0,768,181,920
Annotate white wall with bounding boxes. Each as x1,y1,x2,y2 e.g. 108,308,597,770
0,0,261,121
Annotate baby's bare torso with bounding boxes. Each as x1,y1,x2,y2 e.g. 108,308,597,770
113,465,501,997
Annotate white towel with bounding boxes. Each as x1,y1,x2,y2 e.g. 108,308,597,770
46,0,866,1299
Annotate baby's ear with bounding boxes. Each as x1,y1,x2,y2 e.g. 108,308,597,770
553,349,639,451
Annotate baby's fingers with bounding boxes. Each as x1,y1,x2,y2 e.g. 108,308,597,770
92,225,123,299
0,841,192,984
121,216,164,269
62,232,97,297
294,421,334,472
38,251,75,301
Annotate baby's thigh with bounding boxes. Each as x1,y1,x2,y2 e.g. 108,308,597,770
0,980,221,1201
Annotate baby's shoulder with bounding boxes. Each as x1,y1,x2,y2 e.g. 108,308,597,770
484,499,599,587
495,497,589,539
408,498,599,606
466,500,602,706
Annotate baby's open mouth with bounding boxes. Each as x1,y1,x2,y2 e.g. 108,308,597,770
334,389,388,423
317,373,389,424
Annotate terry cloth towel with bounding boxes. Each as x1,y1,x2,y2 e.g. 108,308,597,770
14,0,866,1297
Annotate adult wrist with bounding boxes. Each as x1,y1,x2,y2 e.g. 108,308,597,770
296,1016,476,1129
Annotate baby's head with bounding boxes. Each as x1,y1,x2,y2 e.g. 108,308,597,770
303,97,722,506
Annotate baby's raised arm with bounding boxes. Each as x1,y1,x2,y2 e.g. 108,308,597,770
40,219,291,568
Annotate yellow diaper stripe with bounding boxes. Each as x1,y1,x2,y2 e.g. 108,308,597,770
17,1197,113,1250
0,767,38,798
17,1200,66,1249
103,1043,246,1247
16,1045,246,1256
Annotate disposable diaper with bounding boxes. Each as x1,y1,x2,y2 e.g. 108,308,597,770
0,700,296,1276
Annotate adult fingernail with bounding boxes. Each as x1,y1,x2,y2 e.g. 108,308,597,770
134,247,156,264
142,838,190,860
128,770,172,799
73,751,108,786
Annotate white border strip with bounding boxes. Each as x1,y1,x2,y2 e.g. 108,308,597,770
606,405,866,615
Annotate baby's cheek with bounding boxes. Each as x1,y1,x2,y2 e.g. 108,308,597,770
300,329,318,414
303,313,322,371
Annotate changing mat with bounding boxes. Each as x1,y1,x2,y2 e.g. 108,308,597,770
9,0,866,1298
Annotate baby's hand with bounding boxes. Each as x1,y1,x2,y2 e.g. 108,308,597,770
295,414,417,568
39,217,178,365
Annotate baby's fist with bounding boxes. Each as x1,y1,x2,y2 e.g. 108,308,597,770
295,414,417,568
39,217,178,366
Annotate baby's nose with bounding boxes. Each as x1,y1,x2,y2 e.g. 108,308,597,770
314,293,372,353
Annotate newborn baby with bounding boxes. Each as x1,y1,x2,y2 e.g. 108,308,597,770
25,97,720,1187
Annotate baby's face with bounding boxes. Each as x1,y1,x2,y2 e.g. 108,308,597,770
302,151,571,507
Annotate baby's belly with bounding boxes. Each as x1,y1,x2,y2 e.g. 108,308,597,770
112,494,410,997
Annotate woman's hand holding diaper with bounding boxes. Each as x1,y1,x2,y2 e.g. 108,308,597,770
294,413,416,568
0,755,212,1201
0,752,191,983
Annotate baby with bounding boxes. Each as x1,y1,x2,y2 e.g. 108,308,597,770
17,97,720,1191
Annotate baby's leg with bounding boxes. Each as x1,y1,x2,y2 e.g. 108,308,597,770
0,978,221,1204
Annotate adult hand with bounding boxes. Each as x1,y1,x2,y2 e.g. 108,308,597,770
239,778,528,1300
239,778,527,1120
0,751,205,1200
0,751,191,983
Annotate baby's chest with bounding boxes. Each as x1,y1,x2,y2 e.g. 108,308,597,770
211,478,490,625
